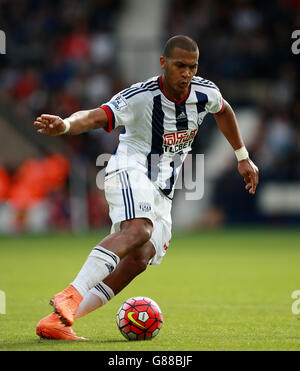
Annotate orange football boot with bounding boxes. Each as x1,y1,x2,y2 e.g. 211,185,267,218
36,313,86,340
49,285,83,326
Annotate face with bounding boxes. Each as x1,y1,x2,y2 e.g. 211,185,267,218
160,47,199,96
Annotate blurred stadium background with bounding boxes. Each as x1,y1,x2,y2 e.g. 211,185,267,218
0,0,299,235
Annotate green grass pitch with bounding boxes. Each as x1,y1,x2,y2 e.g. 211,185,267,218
0,228,299,351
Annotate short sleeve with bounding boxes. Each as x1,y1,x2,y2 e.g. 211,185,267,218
100,93,135,132
205,87,224,115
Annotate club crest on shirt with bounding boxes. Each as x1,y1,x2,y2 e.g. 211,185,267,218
111,95,128,111
138,202,152,213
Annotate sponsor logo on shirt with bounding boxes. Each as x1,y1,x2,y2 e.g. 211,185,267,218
163,129,198,153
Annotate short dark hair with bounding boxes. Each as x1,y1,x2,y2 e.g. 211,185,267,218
163,35,198,58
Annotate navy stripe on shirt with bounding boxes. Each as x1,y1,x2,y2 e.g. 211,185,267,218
125,85,159,100
195,91,208,114
122,81,159,99
175,102,189,131
192,81,218,90
147,95,165,182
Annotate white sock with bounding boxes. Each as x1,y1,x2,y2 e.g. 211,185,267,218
75,282,115,318
71,246,120,298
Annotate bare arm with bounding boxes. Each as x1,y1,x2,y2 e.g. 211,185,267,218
33,108,109,136
214,100,244,150
214,100,259,195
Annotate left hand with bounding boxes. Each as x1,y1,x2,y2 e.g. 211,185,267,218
238,158,259,195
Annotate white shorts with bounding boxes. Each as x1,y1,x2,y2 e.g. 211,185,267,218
104,169,172,265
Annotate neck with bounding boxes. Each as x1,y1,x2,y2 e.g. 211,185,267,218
161,75,189,102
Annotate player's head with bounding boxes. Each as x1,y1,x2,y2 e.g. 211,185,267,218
162,35,198,59
160,35,199,95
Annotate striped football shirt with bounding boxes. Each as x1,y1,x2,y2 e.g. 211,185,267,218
100,75,224,199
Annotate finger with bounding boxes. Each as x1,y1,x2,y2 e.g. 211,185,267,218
250,174,255,191
244,174,251,186
36,117,50,125
34,121,46,128
255,169,259,187
250,161,259,188
246,184,255,194
253,169,259,190
249,180,256,194
249,175,256,194
245,183,254,194
244,174,255,194
41,114,57,122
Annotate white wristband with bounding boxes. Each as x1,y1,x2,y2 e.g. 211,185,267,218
61,119,71,135
235,146,249,162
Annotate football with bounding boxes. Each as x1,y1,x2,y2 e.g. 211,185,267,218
116,296,163,340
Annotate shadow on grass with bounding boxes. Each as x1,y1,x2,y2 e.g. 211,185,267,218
0,337,128,351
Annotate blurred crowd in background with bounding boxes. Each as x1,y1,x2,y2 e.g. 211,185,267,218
168,0,300,176
169,0,300,225
0,0,299,232
0,0,123,232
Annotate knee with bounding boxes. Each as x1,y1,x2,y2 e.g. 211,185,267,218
121,219,153,248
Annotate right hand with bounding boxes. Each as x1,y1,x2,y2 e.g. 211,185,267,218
34,114,67,136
